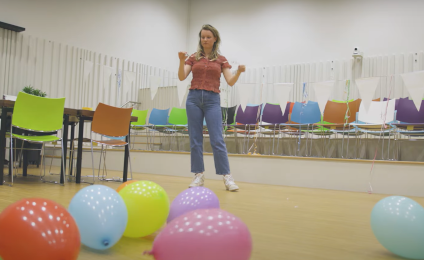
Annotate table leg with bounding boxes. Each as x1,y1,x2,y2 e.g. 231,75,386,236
123,126,130,182
8,142,12,175
69,123,75,176
76,117,85,184
0,108,8,184
23,141,28,176
60,115,69,184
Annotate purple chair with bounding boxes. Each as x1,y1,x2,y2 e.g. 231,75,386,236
384,97,406,110
261,103,290,124
235,105,262,125
391,98,424,160
396,98,424,123
230,105,262,154
260,103,290,155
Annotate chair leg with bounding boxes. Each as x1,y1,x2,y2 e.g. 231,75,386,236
103,149,108,178
9,128,14,186
127,135,133,179
90,134,95,185
16,140,24,176
47,143,56,175
61,140,65,185
128,145,133,180
97,145,109,180
97,145,104,179
40,143,46,180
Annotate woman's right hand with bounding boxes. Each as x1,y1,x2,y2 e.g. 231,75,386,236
178,52,188,61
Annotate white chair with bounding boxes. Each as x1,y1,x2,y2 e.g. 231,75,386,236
350,100,396,160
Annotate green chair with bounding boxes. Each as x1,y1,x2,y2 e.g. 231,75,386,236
130,109,149,150
168,108,188,125
131,109,149,129
9,92,65,186
166,108,188,151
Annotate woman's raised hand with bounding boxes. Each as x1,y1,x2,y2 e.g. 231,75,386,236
178,52,188,61
238,65,246,73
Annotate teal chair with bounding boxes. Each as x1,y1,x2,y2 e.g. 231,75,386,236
9,92,66,186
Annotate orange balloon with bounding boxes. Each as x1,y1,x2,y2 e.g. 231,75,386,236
116,180,138,193
0,198,80,260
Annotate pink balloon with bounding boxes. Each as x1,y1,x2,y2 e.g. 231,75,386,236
145,208,252,260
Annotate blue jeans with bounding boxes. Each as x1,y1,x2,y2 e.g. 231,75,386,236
186,89,230,175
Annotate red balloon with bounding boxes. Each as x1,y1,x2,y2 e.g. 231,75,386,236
0,198,80,260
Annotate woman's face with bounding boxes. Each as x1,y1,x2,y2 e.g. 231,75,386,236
200,30,216,49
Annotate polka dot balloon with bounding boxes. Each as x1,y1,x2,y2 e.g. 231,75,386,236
145,208,252,260
0,198,80,260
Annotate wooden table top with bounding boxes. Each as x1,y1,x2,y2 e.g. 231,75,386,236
0,100,138,122
0,100,78,116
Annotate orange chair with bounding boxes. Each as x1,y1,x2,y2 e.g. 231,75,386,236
322,99,362,125
88,103,133,183
317,99,363,158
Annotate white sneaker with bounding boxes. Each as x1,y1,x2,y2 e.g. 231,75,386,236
189,173,205,188
223,175,239,191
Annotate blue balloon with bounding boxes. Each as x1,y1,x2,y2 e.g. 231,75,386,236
68,185,128,250
371,196,424,259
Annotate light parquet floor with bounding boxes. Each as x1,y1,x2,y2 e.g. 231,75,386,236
0,166,417,260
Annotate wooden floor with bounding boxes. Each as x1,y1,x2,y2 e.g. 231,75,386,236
0,166,418,260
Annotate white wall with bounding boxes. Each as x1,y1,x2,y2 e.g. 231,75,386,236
188,0,424,68
0,0,189,69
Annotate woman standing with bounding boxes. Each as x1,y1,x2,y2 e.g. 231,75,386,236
178,24,245,191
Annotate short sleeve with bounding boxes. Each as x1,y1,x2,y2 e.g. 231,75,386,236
185,54,196,66
220,56,232,70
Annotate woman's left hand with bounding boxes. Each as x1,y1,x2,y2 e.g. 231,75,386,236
238,65,246,73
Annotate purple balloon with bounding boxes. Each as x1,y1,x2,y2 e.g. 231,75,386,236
167,187,220,223
146,209,252,260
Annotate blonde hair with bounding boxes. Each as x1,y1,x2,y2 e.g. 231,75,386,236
196,24,221,61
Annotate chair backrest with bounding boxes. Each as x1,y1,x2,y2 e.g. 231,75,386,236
235,105,262,124
357,100,396,124
396,98,424,123
290,101,321,124
323,99,361,124
148,108,170,125
131,109,148,126
221,106,237,125
168,108,187,125
12,92,65,132
384,97,407,110
92,103,133,137
262,103,290,124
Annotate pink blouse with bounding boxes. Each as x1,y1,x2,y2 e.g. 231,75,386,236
185,53,232,93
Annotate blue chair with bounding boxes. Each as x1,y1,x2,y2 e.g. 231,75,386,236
285,101,321,157
148,108,170,125
290,101,321,124
145,108,170,150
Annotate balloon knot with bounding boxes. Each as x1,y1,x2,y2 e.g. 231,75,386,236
143,250,154,256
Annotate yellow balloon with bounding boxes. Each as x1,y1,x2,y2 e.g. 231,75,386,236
119,181,169,238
